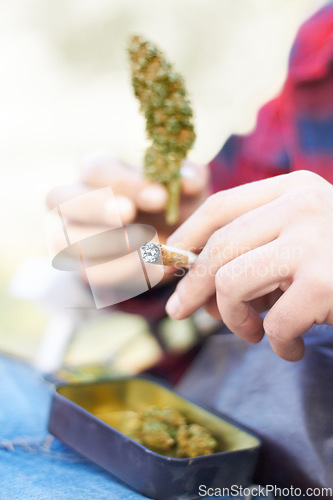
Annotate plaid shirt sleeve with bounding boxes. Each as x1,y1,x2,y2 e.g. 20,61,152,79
209,2,333,192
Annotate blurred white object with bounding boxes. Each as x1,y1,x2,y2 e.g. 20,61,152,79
34,315,77,373
9,257,95,373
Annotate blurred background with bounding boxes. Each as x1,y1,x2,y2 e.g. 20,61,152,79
0,0,327,374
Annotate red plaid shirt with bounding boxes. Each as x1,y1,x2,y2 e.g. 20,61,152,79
210,2,333,191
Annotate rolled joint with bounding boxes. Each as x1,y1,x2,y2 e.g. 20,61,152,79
140,242,197,267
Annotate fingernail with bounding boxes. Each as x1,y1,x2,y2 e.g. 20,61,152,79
166,293,181,318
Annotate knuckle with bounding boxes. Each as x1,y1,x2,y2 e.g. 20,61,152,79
301,185,324,210
284,184,325,215
290,169,324,186
215,266,235,296
202,192,224,216
304,268,333,296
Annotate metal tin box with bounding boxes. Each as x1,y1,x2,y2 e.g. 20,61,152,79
48,377,261,500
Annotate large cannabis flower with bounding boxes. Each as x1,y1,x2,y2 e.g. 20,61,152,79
128,35,196,224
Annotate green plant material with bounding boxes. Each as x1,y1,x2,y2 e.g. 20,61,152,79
121,406,217,457
140,420,175,450
176,423,217,458
128,35,196,224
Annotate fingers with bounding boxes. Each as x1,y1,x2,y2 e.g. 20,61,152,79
203,291,283,322
48,181,167,224
202,281,283,324
248,288,284,313
215,241,294,344
262,267,333,361
262,280,320,361
168,170,328,250
166,196,290,320
215,250,326,361
80,154,141,194
81,154,168,212
81,154,209,214
49,155,210,232
203,295,222,321
47,184,137,226
136,182,168,212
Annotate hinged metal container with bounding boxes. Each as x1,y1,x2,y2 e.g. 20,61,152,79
48,376,261,500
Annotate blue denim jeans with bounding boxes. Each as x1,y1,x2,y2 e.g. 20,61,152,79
0,355,243,499
0,354,152,499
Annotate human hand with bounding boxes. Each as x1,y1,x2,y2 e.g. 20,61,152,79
166,170,333,361
46,154,209,287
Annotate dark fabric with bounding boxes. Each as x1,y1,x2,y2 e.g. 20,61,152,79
177,323,333,490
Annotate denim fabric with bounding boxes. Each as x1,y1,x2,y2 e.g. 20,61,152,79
0,355,150,500
0,355,240,500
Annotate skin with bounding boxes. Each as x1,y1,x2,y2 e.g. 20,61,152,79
165,170,333,362
48,163,333,361
46,154,209,287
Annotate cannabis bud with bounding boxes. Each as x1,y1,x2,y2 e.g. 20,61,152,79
128,35,196,224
